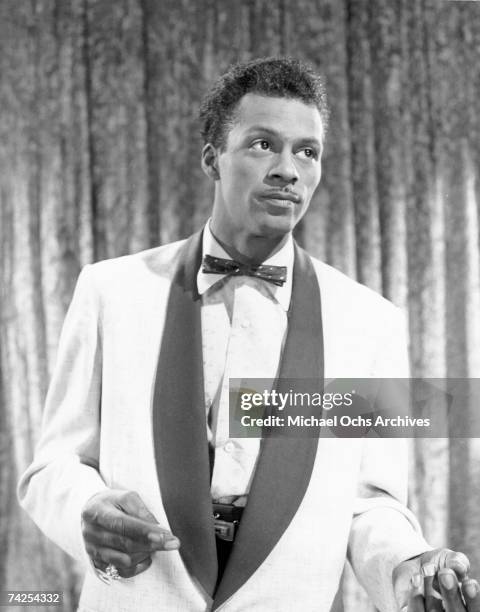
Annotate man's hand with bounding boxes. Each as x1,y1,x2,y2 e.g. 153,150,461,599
81,489,180,579
393,548,480,611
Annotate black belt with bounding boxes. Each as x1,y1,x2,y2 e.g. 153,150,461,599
213,503,244,542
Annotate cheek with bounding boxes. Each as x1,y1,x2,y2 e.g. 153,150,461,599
233,161,260,185
218,154,266,203
220,159,253,189
305,165,321,190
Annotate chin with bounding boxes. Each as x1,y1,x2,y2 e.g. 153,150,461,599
248,200,302,237
256,214,297,237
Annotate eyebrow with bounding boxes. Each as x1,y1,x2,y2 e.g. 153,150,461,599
244,125,323,148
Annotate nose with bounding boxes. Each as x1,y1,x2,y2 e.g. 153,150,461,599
268,151,299,185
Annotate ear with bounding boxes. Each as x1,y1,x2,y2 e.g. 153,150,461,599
201,143,220,180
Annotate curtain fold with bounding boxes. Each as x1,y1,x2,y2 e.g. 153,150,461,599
1,1,479,610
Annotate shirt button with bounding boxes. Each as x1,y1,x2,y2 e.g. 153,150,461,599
240,320,249,329
224,441,235,453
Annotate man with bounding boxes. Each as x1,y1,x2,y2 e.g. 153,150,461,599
18,58,479,611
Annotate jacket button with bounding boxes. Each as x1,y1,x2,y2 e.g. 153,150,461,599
224,441,235,453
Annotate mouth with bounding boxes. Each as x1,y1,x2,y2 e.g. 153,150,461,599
261,190,302,205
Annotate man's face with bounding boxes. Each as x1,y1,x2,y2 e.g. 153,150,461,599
209,93,324,248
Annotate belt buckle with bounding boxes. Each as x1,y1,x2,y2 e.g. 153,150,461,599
214,518,237,542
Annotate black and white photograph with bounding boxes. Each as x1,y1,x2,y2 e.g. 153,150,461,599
1,1,480,611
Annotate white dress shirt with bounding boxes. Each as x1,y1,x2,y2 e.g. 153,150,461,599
197,222,293,503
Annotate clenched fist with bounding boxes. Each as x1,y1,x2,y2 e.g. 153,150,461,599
81,489,180,579
394,548,480,611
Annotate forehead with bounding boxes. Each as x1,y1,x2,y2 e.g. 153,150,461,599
229,93,324,142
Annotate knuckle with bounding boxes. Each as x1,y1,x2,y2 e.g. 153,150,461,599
109,534,138,555
82,492,107,520
109,516,126,536
131,552,150,566
124,490,140,503
115,553,151,576
122,537,144,554
83,521,102,543
117,554,134,570
110,533,128,551
448,550,470,574
133,558,152,577
83,507,101,528
91,549,105,564
84,543,96,558
120,491,133,504
119,568,135,579
456,551,469,565
81,506,94,522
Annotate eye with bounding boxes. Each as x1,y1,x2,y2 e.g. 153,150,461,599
251,140,272,151
297,147,318,160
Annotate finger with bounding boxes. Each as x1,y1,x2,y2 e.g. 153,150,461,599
88,545,151,576
425,578,443,611
85,523,158,555
83,505,179,550
422,564,443,612
147,529,180,551
115,491,158,524
408,573,426,612
463,579,480,612
444,551,470,580
88,545,149,569
120,557,153,579
438,569,465,612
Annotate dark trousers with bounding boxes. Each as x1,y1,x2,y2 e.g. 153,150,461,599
215,536,234,586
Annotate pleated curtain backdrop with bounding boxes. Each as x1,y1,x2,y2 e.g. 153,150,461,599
1,1,480,611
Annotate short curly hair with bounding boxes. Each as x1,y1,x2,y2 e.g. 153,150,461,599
199,57,329,149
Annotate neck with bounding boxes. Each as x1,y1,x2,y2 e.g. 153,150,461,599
210,226,289,265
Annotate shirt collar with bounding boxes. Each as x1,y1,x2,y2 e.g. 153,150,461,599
196,220,293,312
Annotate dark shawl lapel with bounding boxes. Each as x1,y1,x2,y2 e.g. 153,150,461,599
152,230,324,606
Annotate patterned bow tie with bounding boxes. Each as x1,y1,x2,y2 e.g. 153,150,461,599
202,254,287,287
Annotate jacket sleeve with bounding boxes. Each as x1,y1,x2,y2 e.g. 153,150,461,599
347,307,432,611
17,264,108,565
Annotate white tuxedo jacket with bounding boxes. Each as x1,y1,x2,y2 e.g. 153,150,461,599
18,231,430,612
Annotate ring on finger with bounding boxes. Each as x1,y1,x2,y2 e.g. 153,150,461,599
92,560,122,584
105,563,121,580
